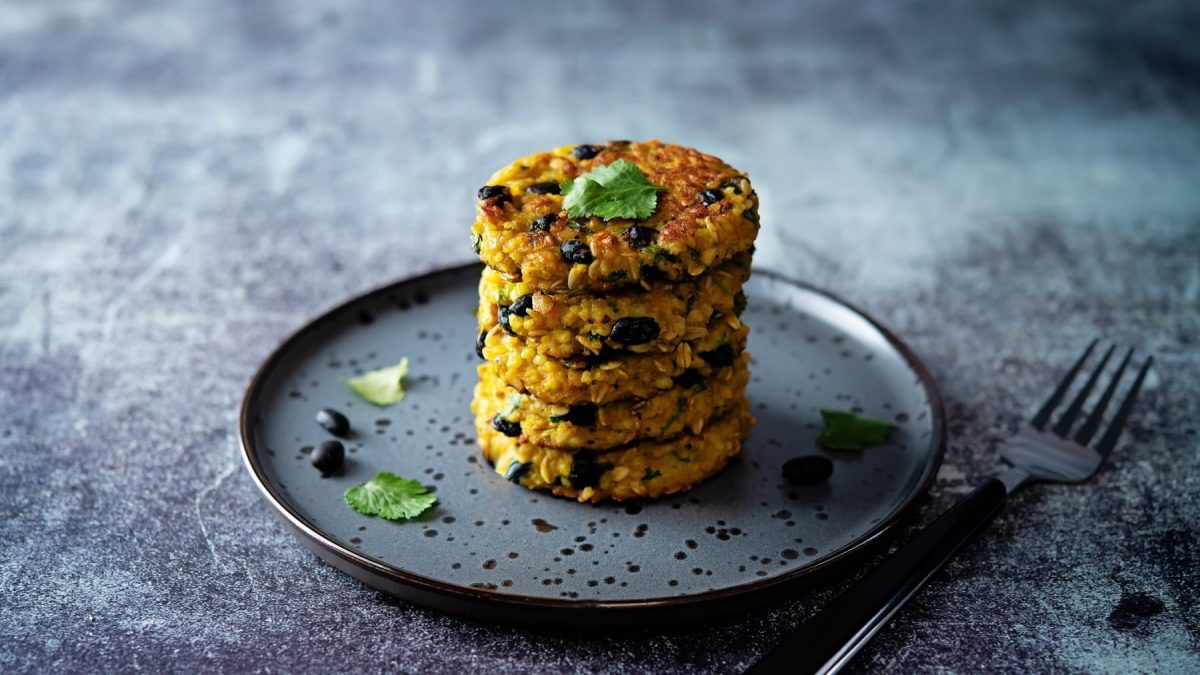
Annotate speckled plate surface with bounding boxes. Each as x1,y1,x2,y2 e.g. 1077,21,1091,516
239,263,945,627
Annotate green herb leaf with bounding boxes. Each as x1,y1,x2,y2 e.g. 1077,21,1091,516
643,243,675,263
663,396,688,433
642,468,662,481
345,471,437,520
501,394,522,418
561,159,665,221
816,409,893,450
470,233,482,254
346,358,409,406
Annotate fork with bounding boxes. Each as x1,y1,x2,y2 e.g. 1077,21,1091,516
746,341,1153,675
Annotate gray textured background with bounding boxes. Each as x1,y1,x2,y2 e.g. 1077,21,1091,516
2,1,1198,673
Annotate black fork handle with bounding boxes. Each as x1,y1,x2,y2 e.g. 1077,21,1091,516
745,478,1008,675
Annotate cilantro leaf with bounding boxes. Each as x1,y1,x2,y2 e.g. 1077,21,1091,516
345,471,437,520
561,159,665,221
500,393,521,417
816,409,893,450
346,358,409,406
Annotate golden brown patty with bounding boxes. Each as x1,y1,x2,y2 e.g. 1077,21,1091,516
473,354,749,451
476,397,753,503
476,255,750,359
471,140,759,292
481,315,749,406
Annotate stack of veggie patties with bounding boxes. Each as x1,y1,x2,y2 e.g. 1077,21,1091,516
470,140,760,503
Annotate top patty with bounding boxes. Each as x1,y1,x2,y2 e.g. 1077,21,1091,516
471,140,760,292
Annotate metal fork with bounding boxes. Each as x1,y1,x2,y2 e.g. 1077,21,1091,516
747,341,1153,675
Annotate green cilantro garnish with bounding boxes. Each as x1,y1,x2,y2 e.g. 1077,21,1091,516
663,396,688,433
501,394,522,417
470,233,482,254
560,159,665,221
344,471,437,520
816,409,893,450
643,244,675,263
642,468,662,481
346,358,409,406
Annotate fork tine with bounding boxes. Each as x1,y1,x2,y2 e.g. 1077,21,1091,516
1052,344,1116,437
1094,356,1153,457
1074,347,1134,445
1031,339,1098,430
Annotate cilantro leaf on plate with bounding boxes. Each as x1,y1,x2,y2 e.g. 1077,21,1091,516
346,358,408,406
344,471,437,520
561,159,665,221
816,409,893,450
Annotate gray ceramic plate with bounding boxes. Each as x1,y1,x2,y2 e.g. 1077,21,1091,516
239,263,944,627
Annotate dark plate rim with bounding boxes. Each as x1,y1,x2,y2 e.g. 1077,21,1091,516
238,262,946,618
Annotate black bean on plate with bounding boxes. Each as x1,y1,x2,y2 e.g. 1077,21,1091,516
316,408,350,437
782,456,833,485
312,440,345,475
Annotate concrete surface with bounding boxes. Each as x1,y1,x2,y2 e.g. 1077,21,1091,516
1,1,1198,672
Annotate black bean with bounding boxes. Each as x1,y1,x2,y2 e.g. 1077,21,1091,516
733,290,748,316
526,182,561,195
568,455,606,488
559,404,598,427
497,305,516,335
476,330,488,360
609,317,661,346
699,343,734,368
571,144,602,160
492,414,521,438
508,294,534,317
504,461,531,483
311,440,345,474
673,368,703,389
560,240,593,265
315,408,350,437
699,188,723,206
782,456,833,485
477,185,511,205
530,214,557,232
622,225,655,250
720,177,744,194
640,265,668,283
